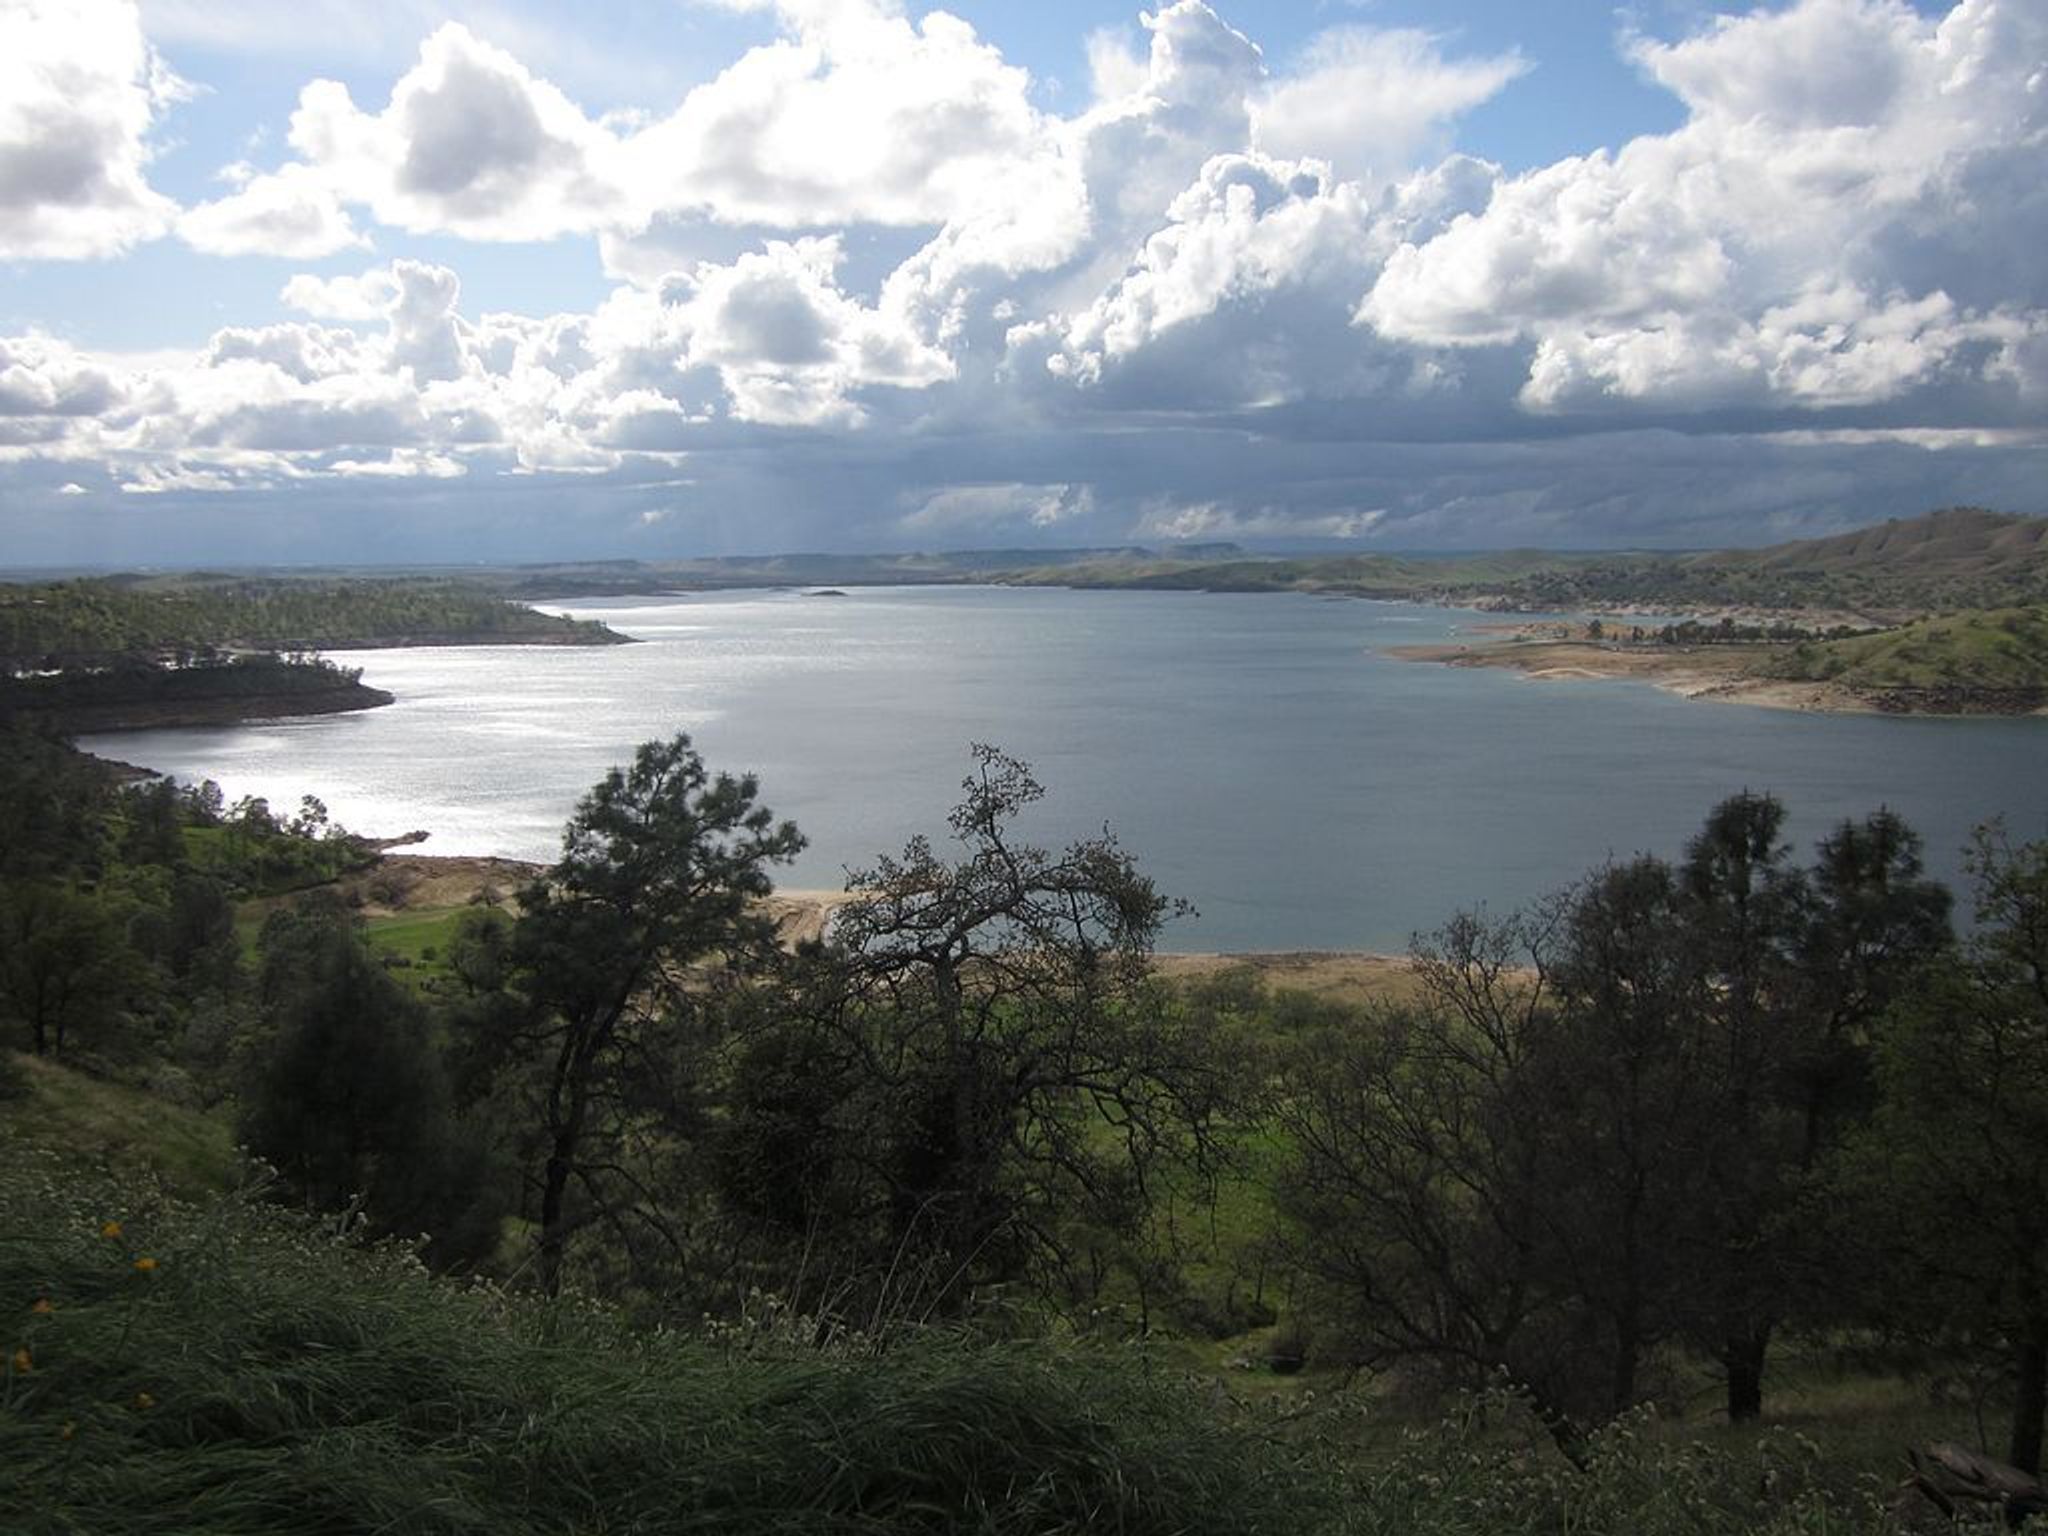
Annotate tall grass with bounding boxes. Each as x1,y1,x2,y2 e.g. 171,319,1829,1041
2,1155,1920,1534
2,1155,1324,1534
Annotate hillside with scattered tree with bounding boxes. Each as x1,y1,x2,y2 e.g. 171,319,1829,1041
1006,507,2048,621
0,575,624,671
8,720,2048,1530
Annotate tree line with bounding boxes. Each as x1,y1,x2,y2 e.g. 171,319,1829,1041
5,726,2047,1471
0,576,617,671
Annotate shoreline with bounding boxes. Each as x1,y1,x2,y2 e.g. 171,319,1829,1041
40,681,396,736
355,858,1417,998
1387,635,2048,718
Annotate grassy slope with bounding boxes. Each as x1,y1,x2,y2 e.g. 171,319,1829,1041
0,1053,238,1197
0,1159,1328,1536
1767,605,2048,693
0,1155,1922,1536
0,1013,1969,1535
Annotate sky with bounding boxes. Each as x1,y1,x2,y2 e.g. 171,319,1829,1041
1,0,2043,566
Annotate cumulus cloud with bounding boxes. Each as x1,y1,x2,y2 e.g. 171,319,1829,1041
0,0,183,259
280,23,624,240
198,0,1061,256
1357,0,2048,414
4,0,2047,561
901,481,1094,533
0,335,125,417
180,162,367,257
1253,27,1526,186
630,2,1047,229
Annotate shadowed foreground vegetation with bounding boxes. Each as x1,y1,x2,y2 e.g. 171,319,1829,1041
2,1158,1919,1536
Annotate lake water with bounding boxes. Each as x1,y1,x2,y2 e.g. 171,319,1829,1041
81,586,2048,952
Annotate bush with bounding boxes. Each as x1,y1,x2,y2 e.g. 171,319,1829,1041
0,1159,1334,1536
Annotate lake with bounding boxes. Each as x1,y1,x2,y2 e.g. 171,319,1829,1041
81,586,2048,952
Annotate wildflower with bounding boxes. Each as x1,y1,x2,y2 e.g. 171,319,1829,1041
133,1257,157,1274
134,1391,155,1411
12,1348,29,1374
60,1421,75,1441
31,1298,53,1315
100,1221,123,1239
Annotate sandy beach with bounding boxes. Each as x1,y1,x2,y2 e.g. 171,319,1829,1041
359,858,1415,1006
1389,634,1911,715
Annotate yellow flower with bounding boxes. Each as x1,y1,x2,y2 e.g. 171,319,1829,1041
133,1256,157,1274
11,1348,30,1374
31,1298,54,1315
133,1391,155,1411
100,1220,123,1239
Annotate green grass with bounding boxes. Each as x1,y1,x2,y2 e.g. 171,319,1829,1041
0,1161,1334,1536
0,1053,238,1198
1768,605,2048,692
360,905,468,969
0,1158,1934,1535
0,1045,1960,1534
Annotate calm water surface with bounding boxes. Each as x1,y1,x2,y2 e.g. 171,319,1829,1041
81,587,2048,952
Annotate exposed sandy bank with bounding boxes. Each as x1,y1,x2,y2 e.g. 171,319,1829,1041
1150,950,1420,1007
1386,635,2046,716
352,859,1415,1005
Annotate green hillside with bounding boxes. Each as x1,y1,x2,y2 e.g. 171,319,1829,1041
0,1052,238,1197
0,576,624,668
1767,604,2048,695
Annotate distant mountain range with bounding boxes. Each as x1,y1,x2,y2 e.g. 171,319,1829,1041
8,508,2043,621
1000,507,2048,620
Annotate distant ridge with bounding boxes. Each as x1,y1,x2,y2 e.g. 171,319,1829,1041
1002,507,2048,618
1693,507,2048,579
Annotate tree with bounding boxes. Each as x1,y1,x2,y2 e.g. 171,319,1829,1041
1787,809,1952,1165
0,881,138,1057
720,746,1228,1318
466,734,803,1296
1673,792,1807,1423
1846,828,2048,1472
1675,799,1950,1421
1536,855,1721,1422
1276,907,1585,1438
1279,797,1950,1438
241,899,500,1268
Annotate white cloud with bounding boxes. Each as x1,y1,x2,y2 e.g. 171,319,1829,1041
662,237,955,425
281,269,401,322
0,335,125,417
1357,0,2048,412
1134,498,1386,542
280,24,626,241
5,0,2048,559
1253,27,1526,186
1051,152,1374,387
0,0,183,259
901,481,1094,532
180,162,367,257
629,3,1047,230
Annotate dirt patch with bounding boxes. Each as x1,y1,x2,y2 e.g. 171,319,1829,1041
340,854,543,916
759,889,860,947
1151,951,1419,1008
1385,638,1904,715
